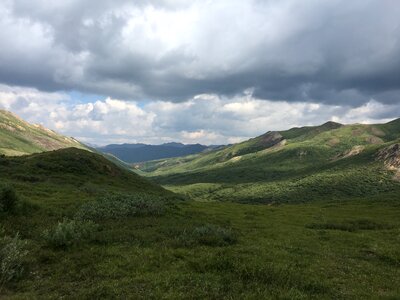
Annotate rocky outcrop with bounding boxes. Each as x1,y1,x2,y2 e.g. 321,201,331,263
258,131,284,148
377,144,400,169
377,143,400,181
332,145,365,160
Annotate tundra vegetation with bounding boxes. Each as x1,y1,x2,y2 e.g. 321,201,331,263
1,114,400,298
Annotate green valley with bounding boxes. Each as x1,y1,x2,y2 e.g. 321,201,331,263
139,119,400,203
1,2,399,298
1,113,400,299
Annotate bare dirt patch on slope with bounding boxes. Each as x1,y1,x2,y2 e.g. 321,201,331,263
377,143,400,181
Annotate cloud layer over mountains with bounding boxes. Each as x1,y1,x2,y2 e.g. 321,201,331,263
1,84,399,145
0,0,399,144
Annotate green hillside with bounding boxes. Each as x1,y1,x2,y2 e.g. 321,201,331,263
0,148,169,195
140,119,400,202
0,118,399,298
1,148,400,298
0,110,89,156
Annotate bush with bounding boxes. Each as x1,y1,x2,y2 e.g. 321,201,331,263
0,232,28,286
74,193,165,221
306,219,394,232
178,224,237,247
42,219,99,248
0,185,19,213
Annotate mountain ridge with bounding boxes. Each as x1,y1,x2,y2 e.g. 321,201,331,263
0,109,89,156
139,117,400,203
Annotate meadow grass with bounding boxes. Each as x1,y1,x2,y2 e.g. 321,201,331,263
1,146,399,298
1,187,399,298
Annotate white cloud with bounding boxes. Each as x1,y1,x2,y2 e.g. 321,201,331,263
1,84,399,146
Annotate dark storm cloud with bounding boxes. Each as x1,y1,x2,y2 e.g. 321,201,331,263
0,0,399,105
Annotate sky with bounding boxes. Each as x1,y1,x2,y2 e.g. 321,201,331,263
0,0,399,145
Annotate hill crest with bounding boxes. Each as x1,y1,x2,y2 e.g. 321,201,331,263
0,109,89,156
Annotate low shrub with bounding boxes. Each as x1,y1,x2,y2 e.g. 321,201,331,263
42,219,99,248
79,182,104,195
306,219,394,232
74,193,165,221
0,155,9,166
178,224,237,247
0,231,28,286
0,185,19,213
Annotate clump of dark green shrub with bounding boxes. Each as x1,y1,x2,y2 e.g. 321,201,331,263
0,185,19,213
177,224,237,247
0,155,9,166
79,182,104,195
42,219,99,248
0,230,28,286
74,193,165,221
306,219,394,232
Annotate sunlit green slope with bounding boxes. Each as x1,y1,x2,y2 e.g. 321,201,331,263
0,109,89,156
139,119,400,202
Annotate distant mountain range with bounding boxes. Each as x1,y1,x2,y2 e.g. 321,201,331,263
97,142,223,163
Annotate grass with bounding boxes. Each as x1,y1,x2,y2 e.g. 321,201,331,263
1,117,400,298
1,195,399,298
174,224,238,247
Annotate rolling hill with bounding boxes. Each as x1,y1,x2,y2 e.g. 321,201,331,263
0,109,89,156
0,147,171,197
97,142,220,163
1,114,399,298
139,118,400,202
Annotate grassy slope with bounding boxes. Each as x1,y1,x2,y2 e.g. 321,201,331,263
2,181,400,298
0,133,399,298
140,119,400,202
0,110,89,156
138,121,342,174
0,148,169,199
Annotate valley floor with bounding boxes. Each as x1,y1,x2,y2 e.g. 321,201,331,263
2,193,400,299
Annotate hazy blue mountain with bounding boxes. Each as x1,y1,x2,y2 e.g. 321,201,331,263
97,142,220,163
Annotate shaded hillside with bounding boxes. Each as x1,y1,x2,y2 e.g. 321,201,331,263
0,110,89,156
140,119,400,202
97,142,217,163
0,147,169,197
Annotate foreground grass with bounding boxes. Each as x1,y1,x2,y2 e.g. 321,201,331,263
1,191,399,299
